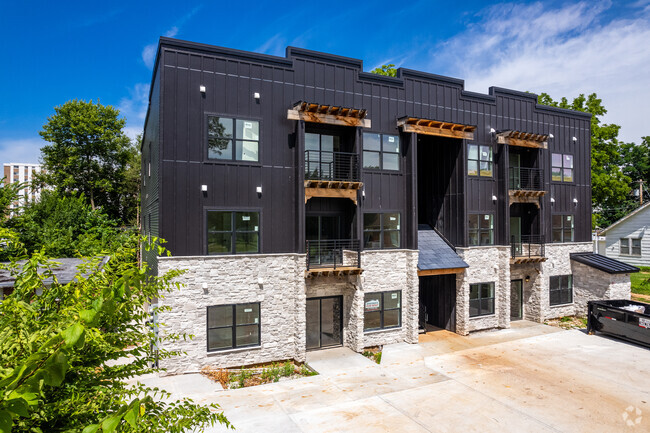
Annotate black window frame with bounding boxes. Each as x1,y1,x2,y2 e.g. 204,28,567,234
549,275,573,306
551,153,574,183
362,133,401,172
620,238,642,256
468,214,494,246
467,143,493,178
469,282,495,317
363,291,402,331
363,212,401,249
207,303,261,352
206,210,260,255
206,115,260,162
551,214,574,243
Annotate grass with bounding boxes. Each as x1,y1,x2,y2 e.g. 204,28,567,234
630,266,650,296
201,361,317,389
362,347,382,364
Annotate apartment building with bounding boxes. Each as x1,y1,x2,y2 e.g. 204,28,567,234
141,38,636,374
3,163,42,212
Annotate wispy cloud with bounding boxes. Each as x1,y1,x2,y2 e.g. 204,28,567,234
141,6,202,69
255,33,286,57
0,138,46,165
118,83,150,140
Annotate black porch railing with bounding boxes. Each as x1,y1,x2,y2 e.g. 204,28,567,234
511,235,545,259
305,150,360,182
306,239,361,270
509,167,543,191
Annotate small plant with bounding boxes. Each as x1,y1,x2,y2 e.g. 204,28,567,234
300,364,317,376
560,316,572,322
233,367,253,388
362,348,382,364
281,361,295,377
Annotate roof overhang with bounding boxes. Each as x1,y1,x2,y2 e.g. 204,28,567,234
570,252,640,274
496,130,548,149
397,117,475,140
287,101,370,127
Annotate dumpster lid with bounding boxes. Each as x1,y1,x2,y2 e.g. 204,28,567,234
570,252,640,274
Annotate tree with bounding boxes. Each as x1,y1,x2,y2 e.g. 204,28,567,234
0,237,231,432
39,100,136,224
0,179,22,220
370,64,397,77
620,136,650,199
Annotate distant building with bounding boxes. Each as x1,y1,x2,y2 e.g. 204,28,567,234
3,162,43,212
597,202,650,267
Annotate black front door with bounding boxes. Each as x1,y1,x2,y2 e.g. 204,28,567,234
306,296,343,350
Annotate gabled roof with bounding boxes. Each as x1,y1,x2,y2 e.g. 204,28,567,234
570,252,639,274
601,201,650,235
418,225,468,271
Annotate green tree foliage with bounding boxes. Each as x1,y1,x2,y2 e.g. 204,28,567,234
0,237,231,432
537,93,632,227
0,180,22,220
39,100,139,224
370,64,397,77
620,136,650,194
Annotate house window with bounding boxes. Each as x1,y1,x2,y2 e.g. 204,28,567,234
363,213,400,249
551,153,573,182
468,144,493,177
550,275,573,305
552,215,574,243
364,291,401,331
620,238,642,256
469,283,495,317
468,214,494,246
362,133,400,171
207,116,259,161
207,303,260,351
207,211,259,254
305,133,341,180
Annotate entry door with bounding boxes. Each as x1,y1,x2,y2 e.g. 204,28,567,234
510,217,522,255
306,215,341,265
306,296,343,350
511,280,523,320
509,153,521,189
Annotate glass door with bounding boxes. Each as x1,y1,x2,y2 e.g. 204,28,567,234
511,280,523,320
306,215,341,265
306,296,343,350
510,217,522,256
509,153,521,189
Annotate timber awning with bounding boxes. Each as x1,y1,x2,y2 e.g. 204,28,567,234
288,101,370,128
397,117,476,140
417,225,468,276
497,130,548,149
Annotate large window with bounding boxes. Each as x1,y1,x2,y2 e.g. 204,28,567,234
207,303,260,351
550,275,573,306
363,213,400,249
207,211,259,254
552,215,574,243
469,283,495,317
363,133,400,171
364,291,401,331
620,238,642,256
207,116,259,161
468,214,494,246
468,144,493,177
305,133,341,179
551,153,573,182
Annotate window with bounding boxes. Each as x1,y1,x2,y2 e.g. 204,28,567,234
363,213,400,249
207,211,259,254
362,133,400,171
551,153,573,182
552,215,574,243
207,116,259,161
207,303,260,351
468,214,494,246
469,283,495,317
468,144,493,177
305,133,341,179
620,238,642,256
364,291,401,331
550,275,573,306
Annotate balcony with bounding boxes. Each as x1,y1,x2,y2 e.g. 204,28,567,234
305,239,362,278
509,167,546,207
511,235,547,264
304,151,362,204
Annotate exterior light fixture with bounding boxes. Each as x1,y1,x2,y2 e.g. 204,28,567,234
257,277,264,285
572,136,578,142
256,186,262,194
525,275,530,282
573,198,578,205
550,197,555,203
492,195,497,202
201,185,208,192
254,92,260,99
489,128,496,134
200,85,206,93
549,133,554,139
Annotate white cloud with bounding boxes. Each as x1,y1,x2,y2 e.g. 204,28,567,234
141,44,157,69
0,138,46,165
432,1,650,143
118,83,150,141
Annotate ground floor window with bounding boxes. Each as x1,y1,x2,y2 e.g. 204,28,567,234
207,303,260,351
364,291,401,331
469,282,495,317
549,275,573,306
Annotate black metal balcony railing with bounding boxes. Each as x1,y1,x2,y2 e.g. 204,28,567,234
511,235,545,259
305,150,360,182
306,239,361,270
509,167,543,191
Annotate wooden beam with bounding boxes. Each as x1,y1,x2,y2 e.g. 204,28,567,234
497,135,548,149
417,267,466,276
400,123,475,140
288,109,371,128
305,187,358,204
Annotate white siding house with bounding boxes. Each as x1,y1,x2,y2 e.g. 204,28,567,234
598,202,650,267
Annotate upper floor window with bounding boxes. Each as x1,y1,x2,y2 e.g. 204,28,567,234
552,215,574,243
363,133,400,171
207,116,259,162
468,214,494,246
468,144,493,177
620,238,641,256
470,282,495,317
551,153,573,182
363,212,400,249
550,275,573,306
207,211,259,254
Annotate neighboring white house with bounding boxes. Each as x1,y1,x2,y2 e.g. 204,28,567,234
597,202,650,267
2,162,43,213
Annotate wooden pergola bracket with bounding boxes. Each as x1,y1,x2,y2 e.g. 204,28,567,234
510,257,547,265
397,117,475,140
305,187,359,205
417,267,466,277
288,101,371,128
497,130,548,149
305,267,364,278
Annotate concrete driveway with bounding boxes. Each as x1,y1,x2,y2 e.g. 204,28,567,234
139,321,650,432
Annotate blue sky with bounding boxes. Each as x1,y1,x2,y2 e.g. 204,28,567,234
1,0,649,164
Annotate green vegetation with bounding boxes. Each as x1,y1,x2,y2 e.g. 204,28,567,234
362,349,382,364
631,267,650,296
370,64,397,77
